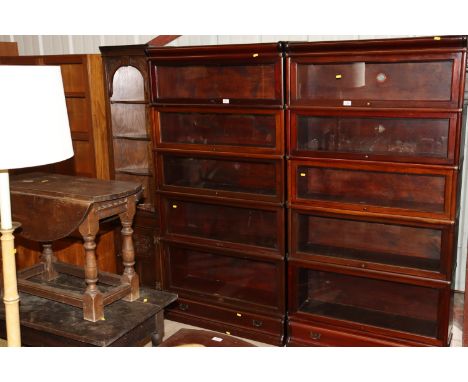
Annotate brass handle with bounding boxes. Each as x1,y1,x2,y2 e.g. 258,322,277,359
179,303,189,311
376,73,387,82
252,319,263,328
375,124,386,133
310,332,321,340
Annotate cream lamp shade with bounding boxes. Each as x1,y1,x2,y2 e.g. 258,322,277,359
0,65,74,170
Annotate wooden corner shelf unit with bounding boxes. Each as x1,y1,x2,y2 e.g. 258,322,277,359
99,44,161,290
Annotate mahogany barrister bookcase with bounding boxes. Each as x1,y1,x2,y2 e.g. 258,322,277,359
147,43,286,345
101,36,467,346
286,36,467,346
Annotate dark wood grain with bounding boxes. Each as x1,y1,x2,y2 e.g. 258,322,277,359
159,328,255,347
10,172,142,321
11,172,141,204
0,287,176,346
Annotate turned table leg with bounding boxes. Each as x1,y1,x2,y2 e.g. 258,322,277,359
79,215,103,322
151,310,165,346
40,243,59,281
119,196,139,301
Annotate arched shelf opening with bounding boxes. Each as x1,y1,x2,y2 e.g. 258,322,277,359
111,65,145,102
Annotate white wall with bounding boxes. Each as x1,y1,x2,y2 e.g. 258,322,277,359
0,35,155,55
1,34,466,290
0,35,418,55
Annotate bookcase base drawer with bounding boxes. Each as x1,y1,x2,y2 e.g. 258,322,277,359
166,298,285,346
287,320,431,347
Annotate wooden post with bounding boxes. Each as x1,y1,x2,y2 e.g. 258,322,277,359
40,243,59,281
0,170,21,346
119,195,139,301
79,213,103,322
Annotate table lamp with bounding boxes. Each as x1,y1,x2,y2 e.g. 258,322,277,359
0,66,73,346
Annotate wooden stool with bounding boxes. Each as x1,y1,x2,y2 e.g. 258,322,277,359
159,328,256,347
0,287,177,346
10,172,143,322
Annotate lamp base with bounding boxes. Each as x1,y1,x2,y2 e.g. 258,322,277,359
1,222,21,347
